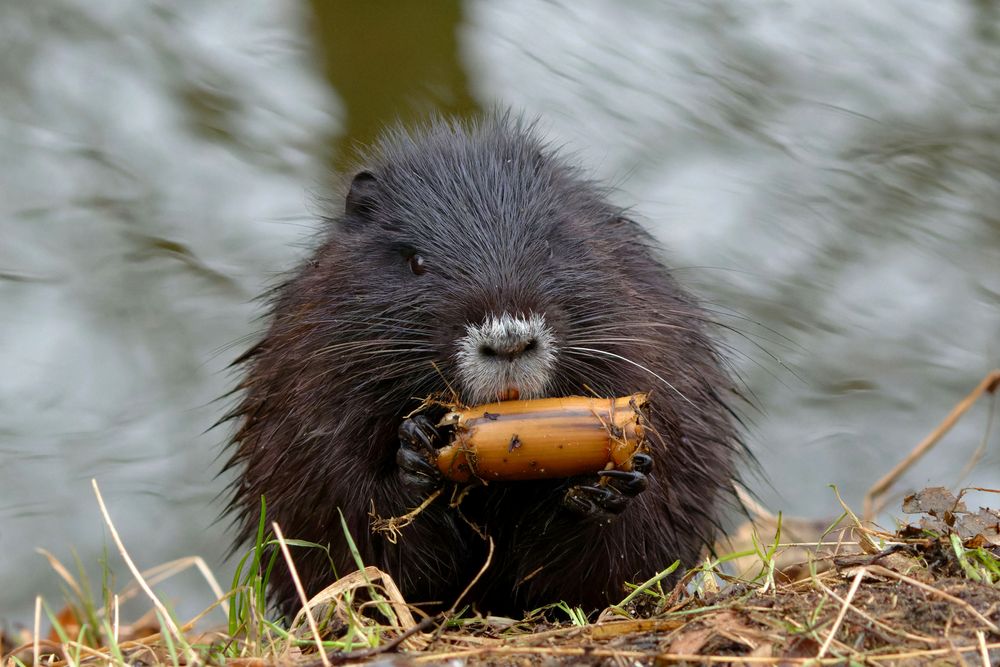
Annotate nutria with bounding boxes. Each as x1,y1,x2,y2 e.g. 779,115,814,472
223,114,741,618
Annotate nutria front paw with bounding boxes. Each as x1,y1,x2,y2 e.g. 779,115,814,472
396,415,444,494
560,452,652,518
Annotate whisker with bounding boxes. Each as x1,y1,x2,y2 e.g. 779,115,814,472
564,346,696,408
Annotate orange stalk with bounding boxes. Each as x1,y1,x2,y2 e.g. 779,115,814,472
434,393,648,482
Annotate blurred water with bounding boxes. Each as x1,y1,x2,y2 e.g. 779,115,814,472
0,0,340,623
2,0,999,623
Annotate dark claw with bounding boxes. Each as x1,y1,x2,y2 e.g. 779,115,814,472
598,468,648,496
398,414,439,456
630,452,653,474
397,415,443,493
562,484,628,516
561,451,653,518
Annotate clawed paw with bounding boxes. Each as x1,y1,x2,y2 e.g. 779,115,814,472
560,452,653,518
396,415,444,493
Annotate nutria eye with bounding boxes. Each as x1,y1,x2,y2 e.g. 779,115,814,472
408,254,426,275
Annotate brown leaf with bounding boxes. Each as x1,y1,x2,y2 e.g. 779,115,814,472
954,508,1000,543
665,611,762,656
902,487,966,516
784,635,821,658
917,516,949,534
967,534,991,549
667,625,714,654
47,605,82,643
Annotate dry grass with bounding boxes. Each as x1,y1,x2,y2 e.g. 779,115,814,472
3,370,998,666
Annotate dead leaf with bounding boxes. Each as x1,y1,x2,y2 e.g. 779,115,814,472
667,625,714,654
902,487,966,516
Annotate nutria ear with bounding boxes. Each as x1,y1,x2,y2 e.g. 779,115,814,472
345,170,379,220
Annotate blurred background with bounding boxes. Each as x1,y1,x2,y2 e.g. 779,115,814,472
2,0,998,624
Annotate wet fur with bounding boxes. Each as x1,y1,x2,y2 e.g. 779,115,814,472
223,114,741,617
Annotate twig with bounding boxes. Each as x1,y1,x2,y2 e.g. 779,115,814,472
272,522,330,667
945,637,972,667
409,643,1000,664
164,557,228,616
59,642,78,667
814,579,935,645
864,369,1000,521
831,485,879,554
111,556,229,618
33,595,40,667
508,618,683,644
423,536,495,650
866,565,999,633
816,567,865,659
450,536,495,614
977,631,989,667
302,615,440,667
35,549,83,601
371,489,443,543
91,479,197,665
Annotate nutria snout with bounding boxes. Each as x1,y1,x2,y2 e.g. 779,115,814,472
224,114,742,618
457,312,557,403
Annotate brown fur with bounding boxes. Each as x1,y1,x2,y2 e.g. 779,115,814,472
223,115,742,617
